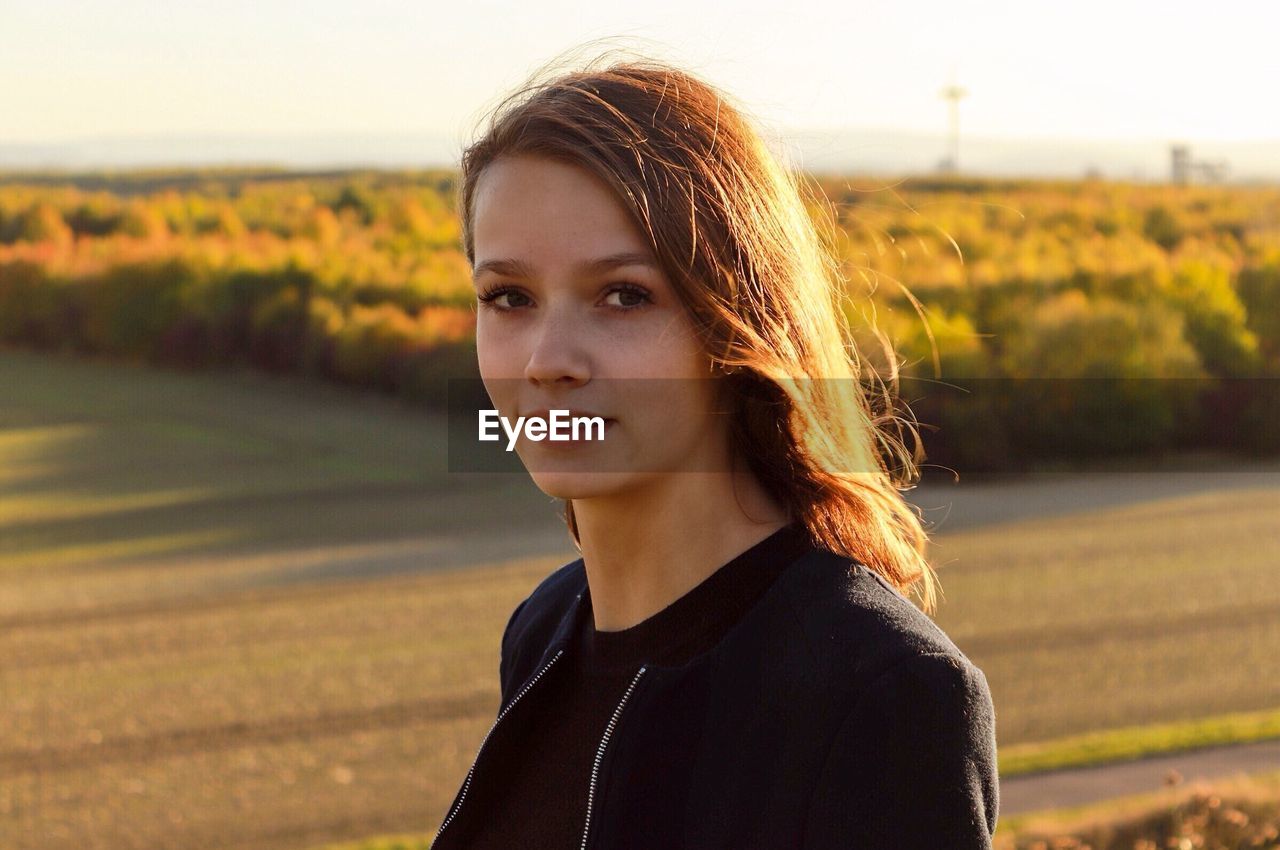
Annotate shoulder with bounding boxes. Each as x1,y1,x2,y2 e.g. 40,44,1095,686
785,549,1000,840
498,556,586,700
776,547,991,716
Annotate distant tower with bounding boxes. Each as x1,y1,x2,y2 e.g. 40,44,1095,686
1171,145,1191,184
938,73,967,175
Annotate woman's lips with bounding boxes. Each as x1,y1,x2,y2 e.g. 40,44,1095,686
524,413,615,448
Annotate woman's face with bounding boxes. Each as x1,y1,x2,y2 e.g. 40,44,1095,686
470,153,731,499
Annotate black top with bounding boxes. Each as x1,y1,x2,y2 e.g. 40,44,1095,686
440,527,1000,849
465,521,817,847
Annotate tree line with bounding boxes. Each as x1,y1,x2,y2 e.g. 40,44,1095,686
1,169,1276,469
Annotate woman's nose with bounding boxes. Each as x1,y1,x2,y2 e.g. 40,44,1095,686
523,302,591,386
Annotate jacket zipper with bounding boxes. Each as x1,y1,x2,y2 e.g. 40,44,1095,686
434,647,566,845
579,665,648,850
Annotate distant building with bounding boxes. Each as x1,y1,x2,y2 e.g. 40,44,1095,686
1171,144,1230,184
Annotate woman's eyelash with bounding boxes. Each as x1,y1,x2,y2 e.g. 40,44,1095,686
603,283,653,310
476,282,653,312
475,286,524,308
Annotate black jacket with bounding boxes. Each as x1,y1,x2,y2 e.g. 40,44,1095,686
432,546,999,849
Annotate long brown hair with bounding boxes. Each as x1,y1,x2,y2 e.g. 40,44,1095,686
457,48,941,614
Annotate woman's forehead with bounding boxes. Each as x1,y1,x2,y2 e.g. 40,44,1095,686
474,162,649,261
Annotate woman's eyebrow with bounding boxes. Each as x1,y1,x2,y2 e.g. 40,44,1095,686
472,251,657,282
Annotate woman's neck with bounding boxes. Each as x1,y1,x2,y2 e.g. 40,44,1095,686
572,469,790,633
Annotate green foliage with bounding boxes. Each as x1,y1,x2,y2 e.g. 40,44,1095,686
118,200,170,239
990,291,1206,458
8,202,74,246
0,260,66,347
64,196,123,237
0,169,1277,444
1238,260,1280,371
999,290,1201,379
892,302,990,379
1165,258,1261,375
333,183,376,225
1142,203,1185,250
79,257,196,358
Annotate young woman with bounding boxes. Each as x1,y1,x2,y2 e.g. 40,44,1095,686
434,52,999,849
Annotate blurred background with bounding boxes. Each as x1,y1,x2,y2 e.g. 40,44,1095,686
2,2,1278,848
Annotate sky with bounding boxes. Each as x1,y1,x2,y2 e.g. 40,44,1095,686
3,0,1278,163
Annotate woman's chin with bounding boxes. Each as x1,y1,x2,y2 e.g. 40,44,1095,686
527,469,636,500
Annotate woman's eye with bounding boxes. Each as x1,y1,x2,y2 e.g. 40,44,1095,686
478,283,651,313
603,284,652,311
477,287,530,310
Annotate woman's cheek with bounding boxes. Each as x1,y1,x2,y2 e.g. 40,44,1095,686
475,322,529,378
607,314,704,378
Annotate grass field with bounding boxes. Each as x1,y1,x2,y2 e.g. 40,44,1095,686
2,348,1278,849
315,771,1280,850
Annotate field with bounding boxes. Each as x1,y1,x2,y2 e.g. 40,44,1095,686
2,348,1279,849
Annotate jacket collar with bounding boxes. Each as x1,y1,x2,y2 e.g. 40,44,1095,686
533,557,591,670
528,546,835,675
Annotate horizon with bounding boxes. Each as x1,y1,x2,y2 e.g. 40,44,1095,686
2,126,1276,184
